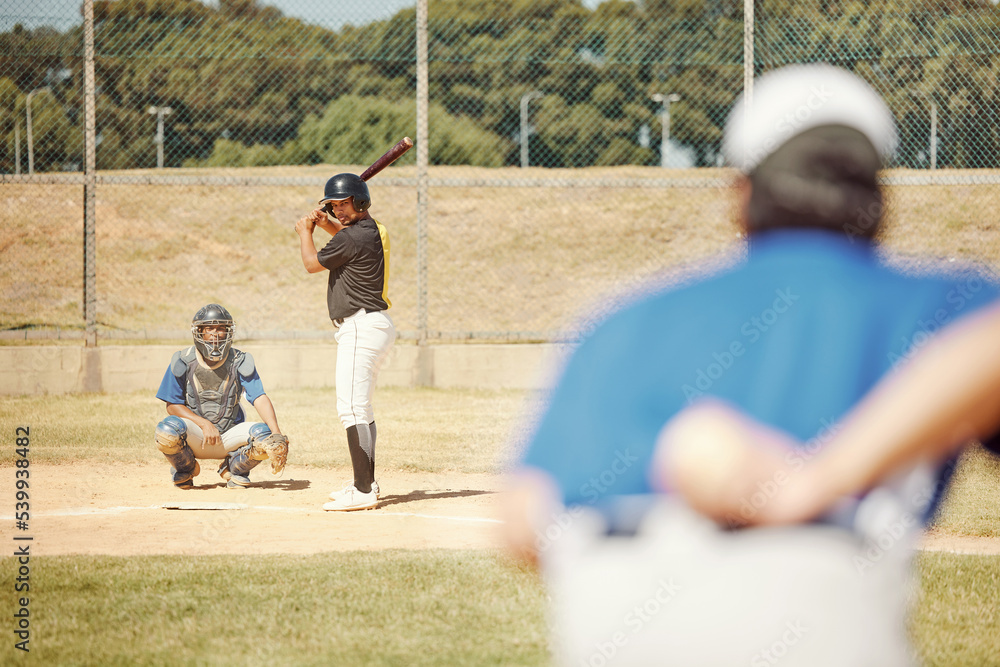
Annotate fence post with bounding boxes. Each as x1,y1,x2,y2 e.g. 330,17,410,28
83,0,97,347
416,0,432,386
743,0,754,116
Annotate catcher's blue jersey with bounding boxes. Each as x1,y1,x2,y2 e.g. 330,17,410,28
522,229,999,519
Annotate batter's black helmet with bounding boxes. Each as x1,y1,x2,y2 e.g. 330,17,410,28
191,303,235,362
319,173,371,211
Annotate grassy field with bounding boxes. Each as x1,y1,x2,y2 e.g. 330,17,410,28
1,387,999,664
910,552,1000,667
0,550,993,666
1,550,549,666
0,387,537,472
4,165,1000,338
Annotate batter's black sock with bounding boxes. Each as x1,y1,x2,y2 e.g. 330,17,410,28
369,421,377,481
345,424,373,494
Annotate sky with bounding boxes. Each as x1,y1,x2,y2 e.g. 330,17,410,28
3,0,606,32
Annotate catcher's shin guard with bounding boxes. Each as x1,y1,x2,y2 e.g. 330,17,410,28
220,423,270,489
222,444,262,489
155,416,200,489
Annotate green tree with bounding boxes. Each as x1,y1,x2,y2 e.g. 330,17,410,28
192,94,511,168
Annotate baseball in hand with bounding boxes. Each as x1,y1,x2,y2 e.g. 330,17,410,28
655,400,797,525
665,404,751,501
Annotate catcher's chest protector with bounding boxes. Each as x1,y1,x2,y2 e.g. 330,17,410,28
180,349,244,432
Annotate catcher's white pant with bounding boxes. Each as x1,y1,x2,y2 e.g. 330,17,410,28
334,309,396,428
179,419,258,459
542,500,915,667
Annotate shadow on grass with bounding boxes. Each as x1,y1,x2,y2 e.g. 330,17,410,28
377,488,494,508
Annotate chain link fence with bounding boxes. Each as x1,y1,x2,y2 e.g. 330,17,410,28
2,0,1000,342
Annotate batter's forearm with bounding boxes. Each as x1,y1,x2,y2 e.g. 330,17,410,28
298,234,325,273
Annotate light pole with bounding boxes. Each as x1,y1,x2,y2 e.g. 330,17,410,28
148,105,173,168
651,93,680,168
26,86,51,175
928,99,938,171
519,91,543,168
909,90,937,170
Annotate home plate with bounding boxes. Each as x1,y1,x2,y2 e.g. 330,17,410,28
162,502,250,511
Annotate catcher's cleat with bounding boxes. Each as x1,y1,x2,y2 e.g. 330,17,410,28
171,460,200,489
226,474,251,489
323,487,378,511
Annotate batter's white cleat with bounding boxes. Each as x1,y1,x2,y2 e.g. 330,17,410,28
329,481,379,501
323,487,378,512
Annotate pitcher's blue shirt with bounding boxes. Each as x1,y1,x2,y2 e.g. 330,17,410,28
521,229,998,516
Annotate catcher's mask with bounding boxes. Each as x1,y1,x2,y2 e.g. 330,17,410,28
319,173,371,212
191,303,235,362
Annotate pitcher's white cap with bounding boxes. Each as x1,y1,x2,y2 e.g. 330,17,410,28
723,64,897,173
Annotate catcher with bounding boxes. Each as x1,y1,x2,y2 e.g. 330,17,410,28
153,303,289,489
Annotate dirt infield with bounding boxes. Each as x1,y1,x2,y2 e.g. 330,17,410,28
6,463,998,556
9,463,505,556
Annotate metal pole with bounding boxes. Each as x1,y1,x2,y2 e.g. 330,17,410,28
14,121,20,175
519,91,542,168
25,87,50,175
83,0,97,346
929,101,937,171
743,0,754,114
26,93,34,175
148,106,173,168
651,93,680,168
663,106,670,168
909,90,937,171
416,0,429,358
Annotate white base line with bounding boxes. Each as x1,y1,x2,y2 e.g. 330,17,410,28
1,505,503,524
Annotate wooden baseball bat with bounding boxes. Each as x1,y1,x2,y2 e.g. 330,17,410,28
360,136,413,181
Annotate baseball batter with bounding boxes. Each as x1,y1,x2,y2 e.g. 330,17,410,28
154,303,289,489
295,173,396,512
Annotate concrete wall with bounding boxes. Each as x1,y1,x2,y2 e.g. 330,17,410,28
0,343,573,396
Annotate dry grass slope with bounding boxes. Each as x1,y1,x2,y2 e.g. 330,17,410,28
3,165,1000,338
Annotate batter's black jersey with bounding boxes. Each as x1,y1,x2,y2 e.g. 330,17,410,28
316,215,391,321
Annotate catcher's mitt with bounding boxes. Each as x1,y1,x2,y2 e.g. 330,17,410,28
250,433,289,476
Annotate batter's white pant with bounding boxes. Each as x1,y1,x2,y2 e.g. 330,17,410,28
542,500,916,667
334,309,396,428
179,420,258,460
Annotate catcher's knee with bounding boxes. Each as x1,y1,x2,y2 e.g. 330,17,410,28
155,416,188,454
248,422,272,444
